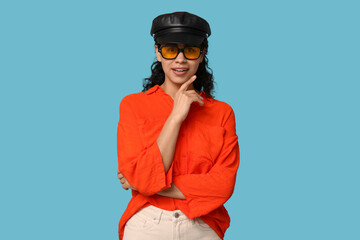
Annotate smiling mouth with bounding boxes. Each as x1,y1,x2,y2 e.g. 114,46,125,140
172,69,188,76
172,68,188,72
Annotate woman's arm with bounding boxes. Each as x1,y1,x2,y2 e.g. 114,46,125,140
156,183,186,199
117,97,184,196
157,76,203,173
156,115,182,173
117,97,178,196
118,172,186,199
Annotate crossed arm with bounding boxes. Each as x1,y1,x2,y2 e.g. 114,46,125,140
117,97,188,199
117,171,186,199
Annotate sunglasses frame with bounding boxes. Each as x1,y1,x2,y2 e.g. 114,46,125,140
156,43,204,60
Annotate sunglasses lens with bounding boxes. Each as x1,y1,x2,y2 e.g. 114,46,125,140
161,46,201,59
161,46,179,59
184,47,201,59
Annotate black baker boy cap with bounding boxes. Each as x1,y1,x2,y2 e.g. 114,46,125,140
150,11,211,45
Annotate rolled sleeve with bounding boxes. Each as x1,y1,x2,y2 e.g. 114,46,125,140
173,108,240,218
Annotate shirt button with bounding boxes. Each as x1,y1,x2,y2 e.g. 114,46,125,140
174,212,180,218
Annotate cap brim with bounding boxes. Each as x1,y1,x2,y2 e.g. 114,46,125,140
156,32,205,45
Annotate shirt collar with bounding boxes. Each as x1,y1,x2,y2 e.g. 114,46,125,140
145,84,214,103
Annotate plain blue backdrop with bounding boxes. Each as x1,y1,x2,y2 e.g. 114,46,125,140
0,0,359,239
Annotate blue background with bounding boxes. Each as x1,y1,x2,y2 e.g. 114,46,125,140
1,0,359,239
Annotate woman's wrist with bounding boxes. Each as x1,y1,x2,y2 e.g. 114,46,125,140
168,113,183,125
156,183,186,200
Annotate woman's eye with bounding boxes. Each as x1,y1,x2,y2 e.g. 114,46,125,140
186,47,198,53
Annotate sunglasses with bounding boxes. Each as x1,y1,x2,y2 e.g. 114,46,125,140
156,43,204,60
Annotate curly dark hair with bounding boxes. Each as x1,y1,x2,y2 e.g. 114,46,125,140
142,38,216,99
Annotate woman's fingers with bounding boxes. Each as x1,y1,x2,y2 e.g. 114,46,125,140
122,180,137,191
118,171,126,184
179,78,204,106
121,178,130,190
179,75,197,92
170,77,204,122
117,171,124,180
185,91,204,106
118,172,137,191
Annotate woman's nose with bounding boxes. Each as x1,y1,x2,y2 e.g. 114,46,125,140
175,51,186,62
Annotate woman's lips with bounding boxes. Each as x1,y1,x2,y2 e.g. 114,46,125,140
172,69,188,76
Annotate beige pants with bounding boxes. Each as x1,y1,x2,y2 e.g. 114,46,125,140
123,205,222,240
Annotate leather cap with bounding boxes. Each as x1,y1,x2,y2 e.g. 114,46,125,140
150,12,211,45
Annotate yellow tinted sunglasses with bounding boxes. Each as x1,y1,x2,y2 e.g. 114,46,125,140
157,44,203,60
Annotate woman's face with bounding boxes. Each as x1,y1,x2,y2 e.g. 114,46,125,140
155,43,205,86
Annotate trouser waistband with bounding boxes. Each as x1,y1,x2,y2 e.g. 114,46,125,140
137,205,192,224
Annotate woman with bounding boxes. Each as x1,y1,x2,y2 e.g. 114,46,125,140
117,11,240,240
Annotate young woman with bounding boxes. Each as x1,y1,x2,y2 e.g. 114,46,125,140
117,11,240,240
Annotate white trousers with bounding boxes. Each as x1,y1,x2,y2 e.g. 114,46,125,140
123,205,222,240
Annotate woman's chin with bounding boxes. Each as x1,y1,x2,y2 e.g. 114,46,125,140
170,77,189,85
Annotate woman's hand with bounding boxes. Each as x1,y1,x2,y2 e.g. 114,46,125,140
170,75,204,123
117,171,137,191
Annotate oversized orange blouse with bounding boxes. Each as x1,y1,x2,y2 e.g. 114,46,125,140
117,84,240,240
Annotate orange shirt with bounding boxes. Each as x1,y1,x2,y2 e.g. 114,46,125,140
117,84,240,240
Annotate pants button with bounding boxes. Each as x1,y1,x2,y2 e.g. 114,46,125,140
174,212,180,218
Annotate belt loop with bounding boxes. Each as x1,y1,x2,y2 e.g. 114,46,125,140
153,209,162,224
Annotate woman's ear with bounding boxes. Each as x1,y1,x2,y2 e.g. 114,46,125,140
155,44,162,62
199,47,206,63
